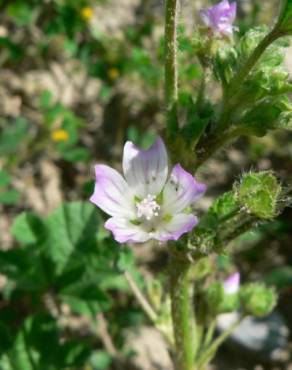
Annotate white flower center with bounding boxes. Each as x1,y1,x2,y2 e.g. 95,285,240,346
136,194,160,221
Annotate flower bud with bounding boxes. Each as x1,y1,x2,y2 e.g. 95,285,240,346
224,272,240,295
240,283,278,317
206,277,240,314
236,171,281,219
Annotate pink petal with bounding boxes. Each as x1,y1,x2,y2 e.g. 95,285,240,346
224,272,240,294
154,214,198,241
90,165,135,218
200,0,237,36
229,2,237,22
105,217,150,243
123,137,168,198
163,164,206,214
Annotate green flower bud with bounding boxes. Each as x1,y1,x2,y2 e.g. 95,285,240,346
236,171,281,219
240,283,278,317
206,281,240,314
206,282,224,311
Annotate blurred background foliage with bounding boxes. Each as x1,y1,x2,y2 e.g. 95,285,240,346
0,0,292,369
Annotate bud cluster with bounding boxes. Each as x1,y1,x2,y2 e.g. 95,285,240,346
204,274,277,318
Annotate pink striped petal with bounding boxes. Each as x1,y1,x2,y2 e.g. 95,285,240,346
123,137,168,198
90,165,135,218
200,0,237,36
163,164,206,214
155,214,198,241
105,217,150,243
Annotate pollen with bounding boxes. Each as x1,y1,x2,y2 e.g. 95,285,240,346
136,194,160,221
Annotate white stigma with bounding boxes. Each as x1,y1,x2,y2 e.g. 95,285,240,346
136,194,160,221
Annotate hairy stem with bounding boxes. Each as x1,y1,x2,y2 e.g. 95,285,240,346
218,29,279,131
124,271,157,322
194,29,281,169
197,317,243,368
165,0,178,133
169,252,196,370
194,126,246,169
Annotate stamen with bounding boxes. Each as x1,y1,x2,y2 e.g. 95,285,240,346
136,194,160,221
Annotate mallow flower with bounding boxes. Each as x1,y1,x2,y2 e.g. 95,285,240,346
90,138,206,243
224,272,240,295
200,0,237,37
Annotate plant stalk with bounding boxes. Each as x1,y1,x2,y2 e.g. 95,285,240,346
124,271,157,322
219,29,280,130
169,252,196,370
165,0,178,133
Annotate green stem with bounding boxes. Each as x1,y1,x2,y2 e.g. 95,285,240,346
202,319,217,349
165,0,178,132
196,317,243,368
169,252,196,370
218,29,280,131
194,126,246,169
124,271,157,322
193,27,282,169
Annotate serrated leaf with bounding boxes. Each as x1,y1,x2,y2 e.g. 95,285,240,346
11,212,46,245
0,248,48,292
44,201,101,273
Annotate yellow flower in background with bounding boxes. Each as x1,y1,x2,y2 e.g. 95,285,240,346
81,6,94,20
108,67,120,80
51,129,69,142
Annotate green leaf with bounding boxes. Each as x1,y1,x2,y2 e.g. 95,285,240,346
62,296,104,318
1,323,37,370
6,2,33,26
276,0,292,34
0,190,20,205
0,314,91,369
39,90,53,110
60,281,110,303
0,118,28,156
62,147,90,162
0,170,11,187
44,201,102,273
90,351,112,370
11,212,46,245
116,247,135,272
264,266,292,289
0,248,48,292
